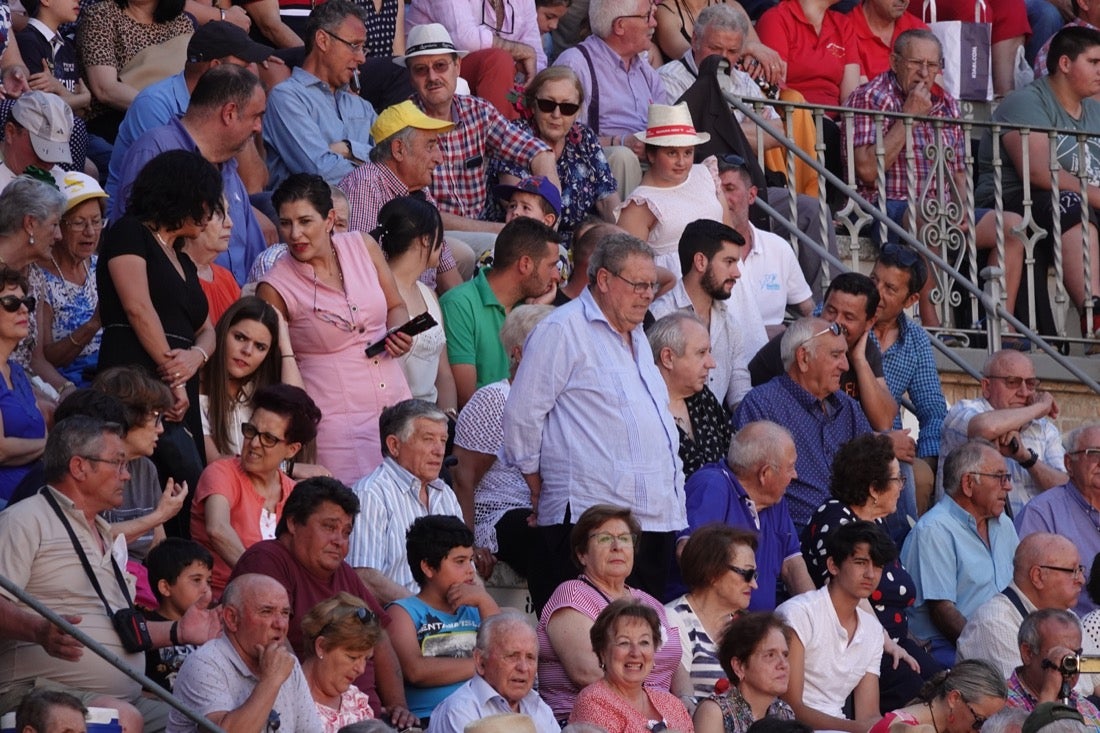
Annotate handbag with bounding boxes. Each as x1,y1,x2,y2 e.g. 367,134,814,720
921,0,993,102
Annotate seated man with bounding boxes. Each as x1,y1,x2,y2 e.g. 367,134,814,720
347,400,464,596
425,611,558,733
1005,609,1100,726
776,520,891,733
262,0,377,188
168,573,323,732
903,439,1019,667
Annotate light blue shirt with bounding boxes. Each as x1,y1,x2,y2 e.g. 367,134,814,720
107,72,190,201
502,287,686,531
262,66,376,188
902,495,1018,647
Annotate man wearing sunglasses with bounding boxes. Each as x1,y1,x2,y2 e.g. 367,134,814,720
938,349,1068,516
1016,424,1100,617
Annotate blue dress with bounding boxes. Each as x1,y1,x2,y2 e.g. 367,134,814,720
0,361,46,508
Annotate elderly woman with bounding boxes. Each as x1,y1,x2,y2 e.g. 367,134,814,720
869,660,1007,733
452,304,554,579
32,172,107,389
649,312,729,479
693,612,796,733
489,66,620,247
191,383,321,595
570,598,695,731
801,432,936,710
538,504,688,724
666,525,759,699
300,592,382,732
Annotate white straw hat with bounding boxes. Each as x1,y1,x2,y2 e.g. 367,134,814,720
634,102,710,146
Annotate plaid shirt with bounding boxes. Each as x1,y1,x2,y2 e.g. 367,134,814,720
845,70,965,203
415,94,550,220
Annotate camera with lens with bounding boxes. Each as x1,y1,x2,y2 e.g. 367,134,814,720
1052,653,1100,675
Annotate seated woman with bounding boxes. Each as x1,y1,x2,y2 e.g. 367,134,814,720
538,505,688,724
666,525,759,699
191,383,321,596
569,598,694,732
452,304,554,580
869,660,1007,733
693,612,796,733
300,592,383,732
387,515,501,722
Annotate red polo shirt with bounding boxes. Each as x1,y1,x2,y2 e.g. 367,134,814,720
757,0,860,107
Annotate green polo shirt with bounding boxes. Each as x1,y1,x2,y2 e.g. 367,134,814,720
439,269,509,388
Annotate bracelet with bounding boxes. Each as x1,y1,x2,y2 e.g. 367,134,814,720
67,333,82,347
192,345,209,364
170,621,180,646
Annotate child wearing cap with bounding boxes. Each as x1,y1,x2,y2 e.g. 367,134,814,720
493,176,561,229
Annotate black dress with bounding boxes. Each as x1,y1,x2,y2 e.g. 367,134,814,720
97,215,209,537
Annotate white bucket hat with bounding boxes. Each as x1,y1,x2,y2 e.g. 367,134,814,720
398,23,469,67
634,102,710,146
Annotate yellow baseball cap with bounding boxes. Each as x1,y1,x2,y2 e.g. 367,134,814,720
371,101,455,143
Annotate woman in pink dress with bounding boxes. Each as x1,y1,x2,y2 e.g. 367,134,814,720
258,173,412,485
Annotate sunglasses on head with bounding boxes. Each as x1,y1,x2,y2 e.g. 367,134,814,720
0,295,34,314
535,98,581,116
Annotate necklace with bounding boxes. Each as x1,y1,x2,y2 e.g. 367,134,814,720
927,701,942,733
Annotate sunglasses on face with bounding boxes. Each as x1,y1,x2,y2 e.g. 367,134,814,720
534,98,581,115
0,295,35,313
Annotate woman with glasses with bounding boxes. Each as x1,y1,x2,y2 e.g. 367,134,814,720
538,504,688,724
801,432,938,711
488,66,620,247
300,592,382,732
190,383,321,596
868,659,1006,733
32,172,107,389
0,266,46,510
666,525,759,700
258,173,412,485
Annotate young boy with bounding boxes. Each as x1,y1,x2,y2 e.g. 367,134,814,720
143,538,214,691
493,176,561,228
15,0,90,113
776,521,891,733
387,515,501,722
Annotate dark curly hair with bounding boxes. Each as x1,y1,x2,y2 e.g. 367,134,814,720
829,433,896,507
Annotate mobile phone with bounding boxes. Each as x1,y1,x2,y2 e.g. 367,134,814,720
364,312,437,357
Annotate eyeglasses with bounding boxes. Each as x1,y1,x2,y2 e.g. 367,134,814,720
62,217,104,232
963,700,986,731
534,98,581,116
0,295,34,313
81,455,128,477
614,6,656,22
896,56,943,74
409,59,455,77
1039,564,1087,579
611,271,660,294
322,28,366,56
589,531,637,547
728,565,758,583
984,375,1040,390
241,422,289,448
1068,448,1100,461
321,606,378,635
969,471,1012,485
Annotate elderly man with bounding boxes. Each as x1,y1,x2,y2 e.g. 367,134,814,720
679,420,814,609
405,23,558,256
231,477,417,729
957,533,1085,677
14,691,87,733
168,574,322,732
503,232,684,612
0,91,72,189
733,316,873,530
903,439,1020,667
347,399,464,595
0,417,219,731
112,64,268,284
1017,424,1100,616
426,611,557,732
939,350,1068,514
1005,610,1100,725
262,0,377,187
336,101,462,290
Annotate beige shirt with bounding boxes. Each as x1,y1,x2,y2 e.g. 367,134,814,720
0,487,143,700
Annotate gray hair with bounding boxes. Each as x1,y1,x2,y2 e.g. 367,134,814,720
894,28,942,59
942,438,998,498
0,176,66,236
43,416,125,483
367,126,418,164
647,312,704,360
694,3,749,43
779,316,830,371
587,232,653,285
379,398,448,456
983,707,1028,733
727,420,793,474
500,304,555,355
474,609,536,655
304,0,365,54
1017,608,1081,654
589,0,639,38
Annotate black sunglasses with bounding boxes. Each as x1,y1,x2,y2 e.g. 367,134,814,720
535,98,581,115
0,295,35,314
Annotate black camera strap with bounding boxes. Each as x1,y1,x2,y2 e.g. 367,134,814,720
40,487,136,616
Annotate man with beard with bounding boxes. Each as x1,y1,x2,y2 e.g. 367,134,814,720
650,219,766,410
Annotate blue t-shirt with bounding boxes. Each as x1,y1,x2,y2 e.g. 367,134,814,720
387,596,480,719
